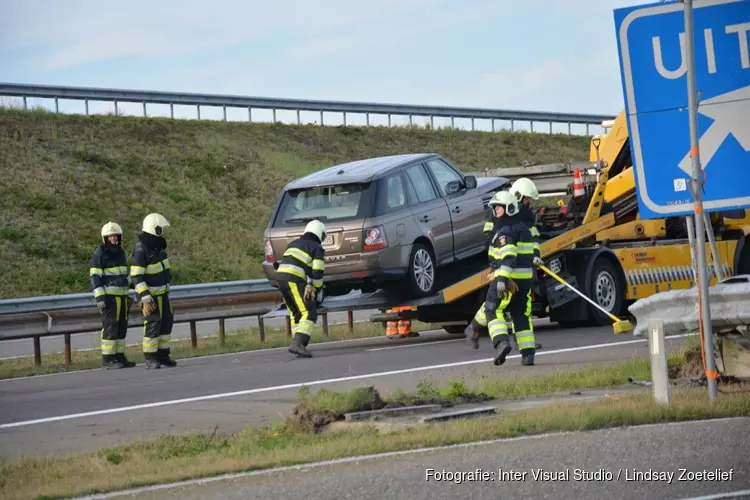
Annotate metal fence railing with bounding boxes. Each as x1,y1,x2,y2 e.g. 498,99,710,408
0,280,370,368
0,83,616,135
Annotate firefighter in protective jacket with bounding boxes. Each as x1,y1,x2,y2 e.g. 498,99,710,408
484,190,537,366
274,220,326,358
130,213,176,369
510,177,543,267
90,222,135,369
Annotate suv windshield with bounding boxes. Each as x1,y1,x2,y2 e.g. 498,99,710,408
274,183,372,227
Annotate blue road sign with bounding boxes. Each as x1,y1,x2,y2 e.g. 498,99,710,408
614,0,750,219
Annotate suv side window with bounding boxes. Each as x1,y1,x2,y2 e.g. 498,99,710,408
375,173,408,215
404,163,438,204
426,158,464,197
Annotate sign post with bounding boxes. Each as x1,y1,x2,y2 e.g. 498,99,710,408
683,0,718,400
614,0,750,399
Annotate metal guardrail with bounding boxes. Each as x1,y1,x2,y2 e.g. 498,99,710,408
0,279,276,315
0,82,616,134
628,275,750,338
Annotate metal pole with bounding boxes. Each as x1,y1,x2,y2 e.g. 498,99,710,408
703,212,724,281
684,0,718,400
686,215,698,285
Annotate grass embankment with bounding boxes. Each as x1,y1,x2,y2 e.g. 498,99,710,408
6,345,749,500
0,106,590,299
0,320,436,380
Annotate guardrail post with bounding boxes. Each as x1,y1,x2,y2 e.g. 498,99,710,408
491,119,495,132
55,97,59,113
170,103,174,119
322,313,329,337
143,102,147,117
23,96,27,110
450,117,454,129
248,107,252,122
568,122,571,135
586,124,590,136
218,318,225,345
273,109,277,123
388,114,392,127
343,112,347,126
85,99,89,115
297,109,300,125
64,334,71,368
511,119,514,131
223,105,227,121
549,122,552,134
648,318,670,405
33,336,41,366
285,316,292,338
530,120,534,133
320,110,324,125
471,118,474,131
257,316,265,342
197,105,201,120
347,310,354,335
190,320,197,348
366,113,370,126
114,100,118,116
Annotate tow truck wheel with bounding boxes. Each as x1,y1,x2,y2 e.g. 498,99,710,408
587,258,624,326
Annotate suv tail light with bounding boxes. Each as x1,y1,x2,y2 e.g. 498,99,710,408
363,226,387,251
264,240,275,261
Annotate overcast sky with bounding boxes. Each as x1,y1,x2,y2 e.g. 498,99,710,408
0,0,650,131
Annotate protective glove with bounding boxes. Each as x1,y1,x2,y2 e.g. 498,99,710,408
496,280,506,297
140,295,156,316
316,287,325,306
303,283,317,302
273,261,280,270
97,301,105,313
507,278,519,295
533,256,544,267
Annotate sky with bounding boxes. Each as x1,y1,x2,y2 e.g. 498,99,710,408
0,0,651,133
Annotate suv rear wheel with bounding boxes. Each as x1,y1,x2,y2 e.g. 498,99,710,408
407,243,437,297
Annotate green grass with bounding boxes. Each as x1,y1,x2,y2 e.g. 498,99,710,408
3,389,748,500
0,320,437,380
0,106,590,298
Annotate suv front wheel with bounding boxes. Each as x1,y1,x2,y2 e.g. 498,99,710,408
407,243,437,297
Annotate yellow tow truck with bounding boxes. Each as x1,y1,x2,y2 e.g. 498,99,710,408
374,110,750,329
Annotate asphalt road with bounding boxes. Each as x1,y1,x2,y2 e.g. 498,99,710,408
92,417,750,500
0,309,376,360
0,320,694,459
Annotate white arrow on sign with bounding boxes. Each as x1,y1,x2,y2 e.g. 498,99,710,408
677,84,750,175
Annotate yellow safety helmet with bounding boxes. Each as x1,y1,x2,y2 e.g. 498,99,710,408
488,190,519,216
304,219,326,242
511,177,539,201
142,213,170,237
101,221,123,244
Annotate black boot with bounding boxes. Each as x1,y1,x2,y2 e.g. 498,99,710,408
158,349,177,367
521,348,535,366
145,352,161,370
116,353,136,368
102,354,125,370
493,338,512,366
288,333,312,358
467,321,482,350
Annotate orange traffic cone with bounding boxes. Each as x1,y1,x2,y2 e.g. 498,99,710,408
572,168,585,198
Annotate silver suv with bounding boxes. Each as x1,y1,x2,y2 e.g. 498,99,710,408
262,153,507,298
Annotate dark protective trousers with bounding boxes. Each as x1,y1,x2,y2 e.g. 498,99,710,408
278,280,318,339
100,296,129,355
142,294,173,354
484,280,535,352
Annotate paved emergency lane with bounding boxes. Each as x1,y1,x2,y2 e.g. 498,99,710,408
116,418,750,500
0,309,376,360
0,323,693,458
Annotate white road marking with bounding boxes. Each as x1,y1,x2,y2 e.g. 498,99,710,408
0,333,695,429
71,416,749,499
366,339,464,351
676,490,750,500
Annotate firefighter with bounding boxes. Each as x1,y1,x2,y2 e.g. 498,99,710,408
274,219,326,358
467,191,513,349
130,213,176,370
484,190,537,366
90,222,135,369
510,177,543,268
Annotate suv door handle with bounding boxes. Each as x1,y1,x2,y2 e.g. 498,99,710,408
420,215,431,222
452,206,461,213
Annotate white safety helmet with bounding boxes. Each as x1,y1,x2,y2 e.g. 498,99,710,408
304,219,327,242
101,221,123,244
511,177,539,201
142,213,170,237
488,190,519,217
